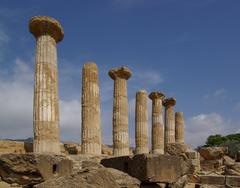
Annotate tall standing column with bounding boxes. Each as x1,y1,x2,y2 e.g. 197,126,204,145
108,67,132,156
135,90,149,154
163,97,176,146
175,112,185,144
81,62,101,155
29,16,64,153
149,92,165,154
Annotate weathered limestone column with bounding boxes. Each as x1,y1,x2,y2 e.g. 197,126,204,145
163,97,176,146
81,62,101,155
175,112,185,143
108,67,132,156
149,92,165,154
135,90,149,154
29,16,64,153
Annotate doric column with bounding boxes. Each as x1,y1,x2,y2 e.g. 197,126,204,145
149,92,165,154
163,97,176,146
81,62,101,155
135,90,149,154
175,112,185,144
29,16,64,153
108,67,132,156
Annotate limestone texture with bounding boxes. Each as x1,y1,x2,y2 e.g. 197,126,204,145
108,67,132,156
163,97,176,145
81,62,101,155
29,16,64,153
0,153,72,186
175,112,185,144
34,166,140,188
135,90,149,154
149,92,165,154
198,147,228,160
101,154,194,183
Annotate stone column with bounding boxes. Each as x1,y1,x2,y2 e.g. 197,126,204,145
163,97,176,146
108,67,132,156
149,92,165,154
29,16,64,153
175,112,185,144
81,62,101,155
135,90,149,154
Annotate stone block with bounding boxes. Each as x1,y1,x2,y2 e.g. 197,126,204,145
199,175,225,185
200,160,223,171
198,147,227,160
101,154,193,183
186,151,199,159
225,176,240,187
0,153,73,186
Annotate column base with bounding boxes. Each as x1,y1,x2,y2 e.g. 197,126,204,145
113,148,129,156
152,149,164,154
135,147,149,155
34,140,60,154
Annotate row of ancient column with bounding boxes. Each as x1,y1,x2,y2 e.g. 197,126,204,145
135,91,185,155
29,15,185,156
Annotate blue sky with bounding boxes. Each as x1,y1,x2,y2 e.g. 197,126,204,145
0,0,239,148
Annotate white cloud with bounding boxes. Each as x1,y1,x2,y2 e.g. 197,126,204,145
130,70,164,92
185,113,233,148
0,58,82,142
0,58,33,139
60,99,81,142
203,88,227,100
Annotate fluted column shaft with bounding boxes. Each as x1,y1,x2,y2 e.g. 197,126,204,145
163,98,176,146
81,63,101,155
109,67,132,156
113,77,129,156
135,90,149,154
175,112,185,143
33,35,60,153
30,16,64,154
149,92,165,154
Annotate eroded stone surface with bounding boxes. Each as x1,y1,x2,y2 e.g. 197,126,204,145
34,167,140,188
163,97,176,146
81,62,101,155
149,92,165,154
101,154,194,183
108,66,132,156
135,90,149,154
29,16,64,42
175,112,185,144
30,16,63,154
0,153,72,186
198,147,227,160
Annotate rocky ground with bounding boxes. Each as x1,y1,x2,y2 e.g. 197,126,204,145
0,143,239,187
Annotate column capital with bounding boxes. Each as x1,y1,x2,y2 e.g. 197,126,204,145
29,16,64,43
149,92,165,100
163,97,176,106
108,66,132,80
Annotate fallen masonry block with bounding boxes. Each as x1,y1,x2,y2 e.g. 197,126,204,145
199,175,225,185
0,153,73,186
225,176,240,187
101,154,194,183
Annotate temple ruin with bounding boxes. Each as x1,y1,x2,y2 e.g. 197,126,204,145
1,15,239,188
